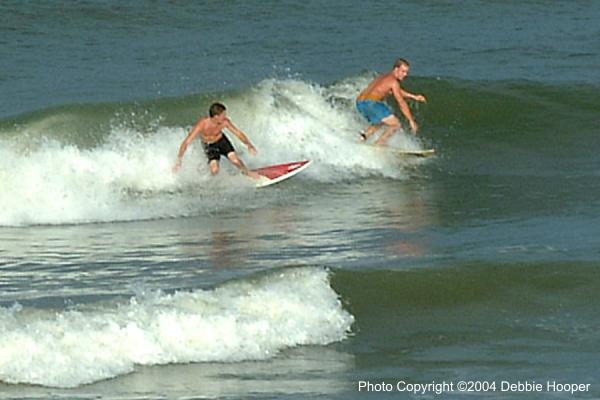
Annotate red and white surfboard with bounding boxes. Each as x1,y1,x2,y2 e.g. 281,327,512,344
252,160,312,188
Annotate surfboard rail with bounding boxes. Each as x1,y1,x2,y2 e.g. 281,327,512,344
365,144,435,158
252,160,312,188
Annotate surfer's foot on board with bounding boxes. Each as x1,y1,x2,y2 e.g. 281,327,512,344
245,170,263,180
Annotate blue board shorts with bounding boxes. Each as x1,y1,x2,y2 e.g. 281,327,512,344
356,100,393,124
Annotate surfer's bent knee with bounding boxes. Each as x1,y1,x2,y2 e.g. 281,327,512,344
382,115,401,128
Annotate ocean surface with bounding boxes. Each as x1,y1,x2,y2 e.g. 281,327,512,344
1,1,600,399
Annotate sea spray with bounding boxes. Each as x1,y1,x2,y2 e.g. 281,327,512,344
0,78,428,226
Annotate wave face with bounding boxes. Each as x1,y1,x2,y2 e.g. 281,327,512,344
331,261,600,363
0,76,429,227
2,76,598,226
0,267,353,388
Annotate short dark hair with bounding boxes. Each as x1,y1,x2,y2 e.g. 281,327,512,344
394,58,410,69
209,102,226,117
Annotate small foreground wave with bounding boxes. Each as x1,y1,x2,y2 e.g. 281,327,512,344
0,267,354,388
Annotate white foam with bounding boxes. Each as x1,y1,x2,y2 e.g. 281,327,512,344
0,267,354,388
0,78,430,226
0,125,250,226
228,78,422,179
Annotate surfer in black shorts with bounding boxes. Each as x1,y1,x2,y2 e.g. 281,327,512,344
202,135,236,163
173,102,260,178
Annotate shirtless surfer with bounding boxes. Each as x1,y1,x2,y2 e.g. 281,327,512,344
356,58,427,145
173,102,261,179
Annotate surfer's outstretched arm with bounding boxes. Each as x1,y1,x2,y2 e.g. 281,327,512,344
392,83,418,134
401,89,427,103
225,119,257,155
173,119,204,172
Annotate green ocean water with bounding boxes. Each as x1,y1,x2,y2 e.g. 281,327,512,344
1,1,600,399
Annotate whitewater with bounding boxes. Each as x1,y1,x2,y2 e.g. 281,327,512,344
0,267,353,388
0,77,428,226
3,2,599,397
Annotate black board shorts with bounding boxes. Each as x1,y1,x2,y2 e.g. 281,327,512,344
203,135,235,162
